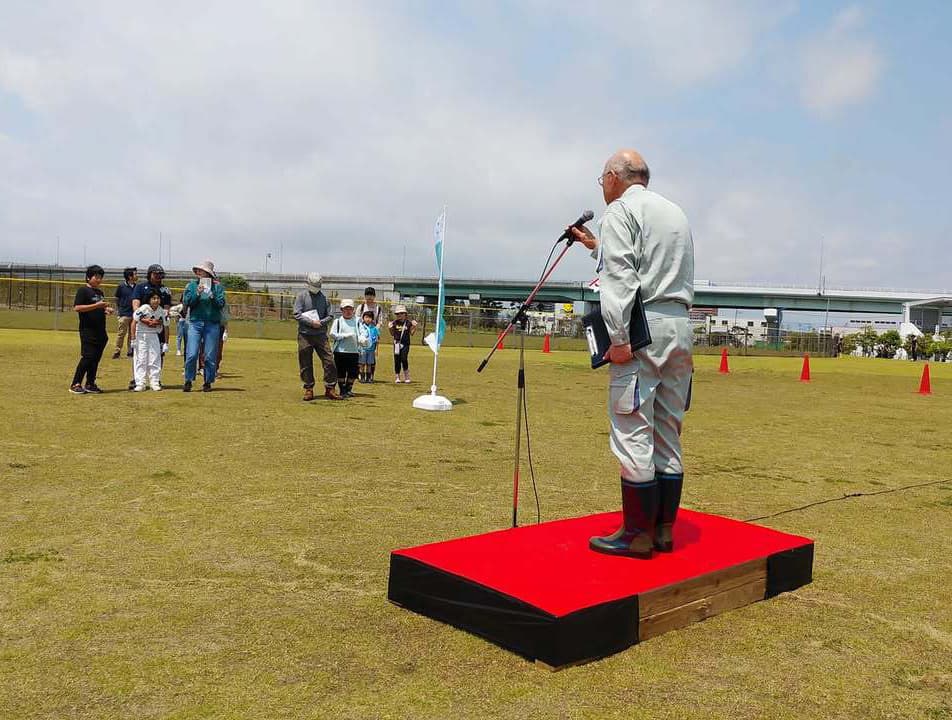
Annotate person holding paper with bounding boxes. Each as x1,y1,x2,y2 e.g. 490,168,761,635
570,149,694,559
182,259,226,392
293,272,340,401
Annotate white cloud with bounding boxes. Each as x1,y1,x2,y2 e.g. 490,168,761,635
0,2,943,292
556,0,796,86
0,2,611,276
800,5,884,115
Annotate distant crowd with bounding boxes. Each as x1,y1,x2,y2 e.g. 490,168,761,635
69,264,419,401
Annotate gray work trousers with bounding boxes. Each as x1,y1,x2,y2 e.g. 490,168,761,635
298,333,338,389
607,303,693,484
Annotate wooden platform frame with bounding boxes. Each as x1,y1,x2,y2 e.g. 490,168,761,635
388,514,814,669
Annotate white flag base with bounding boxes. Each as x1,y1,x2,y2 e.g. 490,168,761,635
413,391,453,412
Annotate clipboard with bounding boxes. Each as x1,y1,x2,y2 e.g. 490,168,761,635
582,289,652,369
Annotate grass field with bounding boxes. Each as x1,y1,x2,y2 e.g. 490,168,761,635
1,328,951,719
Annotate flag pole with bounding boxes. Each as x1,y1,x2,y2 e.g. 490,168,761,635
413,206,452,411
430,205,446,396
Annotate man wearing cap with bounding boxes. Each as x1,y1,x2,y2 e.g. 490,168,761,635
182,259,226,392
112,267,138,359
570,148,694,559
293,272,340,401
128,264,173,390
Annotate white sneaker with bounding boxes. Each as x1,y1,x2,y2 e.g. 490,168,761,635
395,376,401,383
176,350,182,356
134,385,145,392
151,385,163,392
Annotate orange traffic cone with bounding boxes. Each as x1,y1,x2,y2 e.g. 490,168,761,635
496,336,505,350
718,347,730,374
918,364,932,395
800,353,811,382
542,334,551,353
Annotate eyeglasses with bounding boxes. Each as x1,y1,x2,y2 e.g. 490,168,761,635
597,171,613,187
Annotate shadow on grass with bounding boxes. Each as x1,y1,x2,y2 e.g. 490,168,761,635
160,384,247,393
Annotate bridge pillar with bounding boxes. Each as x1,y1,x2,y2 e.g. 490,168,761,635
764,308,783,345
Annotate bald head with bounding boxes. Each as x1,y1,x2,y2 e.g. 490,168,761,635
600,149,650,204
605,149,650,186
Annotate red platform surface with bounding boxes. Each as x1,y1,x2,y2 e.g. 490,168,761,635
393,509,812,618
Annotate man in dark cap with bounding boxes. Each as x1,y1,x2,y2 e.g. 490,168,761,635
112,266,137,359
128,264,172,390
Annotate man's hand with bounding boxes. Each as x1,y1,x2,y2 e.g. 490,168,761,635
604,343,633,364
309,318,322,328
569,225,597,250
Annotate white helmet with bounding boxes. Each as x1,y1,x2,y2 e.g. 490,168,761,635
306,272,322,293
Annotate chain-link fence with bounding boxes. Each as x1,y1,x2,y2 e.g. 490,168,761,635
0,274,590,349
0,274,839,355
691,326,838,356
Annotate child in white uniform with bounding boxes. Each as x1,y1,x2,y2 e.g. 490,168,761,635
132,291,169,391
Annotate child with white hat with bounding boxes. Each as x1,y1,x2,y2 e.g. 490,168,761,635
329,299,362,398
388,304,418,383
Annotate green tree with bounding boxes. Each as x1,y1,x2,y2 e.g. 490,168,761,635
219,274,251,292
930,337,952,362
876,330,902,358
840,333,859,355
856,325,879,356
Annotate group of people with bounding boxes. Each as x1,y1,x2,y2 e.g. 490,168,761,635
69,259,228,394
293,276,419,401
69,146,696,564
71,266,420,402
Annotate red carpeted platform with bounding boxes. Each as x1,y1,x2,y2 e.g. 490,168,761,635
388,509,813,667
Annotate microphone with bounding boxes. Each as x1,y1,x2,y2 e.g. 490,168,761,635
559,210,594,244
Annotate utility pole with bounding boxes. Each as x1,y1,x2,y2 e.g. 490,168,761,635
56,236,60,266
279,241,283,274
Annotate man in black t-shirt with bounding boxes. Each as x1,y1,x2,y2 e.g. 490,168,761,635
70,265,114,394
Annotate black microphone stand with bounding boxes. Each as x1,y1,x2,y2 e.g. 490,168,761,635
477,235,581,528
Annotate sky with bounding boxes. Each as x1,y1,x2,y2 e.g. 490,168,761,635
1,1,950,290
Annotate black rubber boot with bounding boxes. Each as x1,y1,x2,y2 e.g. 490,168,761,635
654,472,684,552
589,479,659,559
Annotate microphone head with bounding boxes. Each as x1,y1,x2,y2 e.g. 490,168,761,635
581,210,594,222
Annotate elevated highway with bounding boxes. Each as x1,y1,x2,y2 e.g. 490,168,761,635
5,264,949,316
388,278,950,315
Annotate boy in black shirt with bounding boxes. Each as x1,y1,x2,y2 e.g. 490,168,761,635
70,265,114,394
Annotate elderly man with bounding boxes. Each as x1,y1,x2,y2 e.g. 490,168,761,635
293,272,341,401
571,149,694,559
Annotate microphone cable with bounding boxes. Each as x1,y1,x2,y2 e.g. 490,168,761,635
520,238,563,524
523,370,542,524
